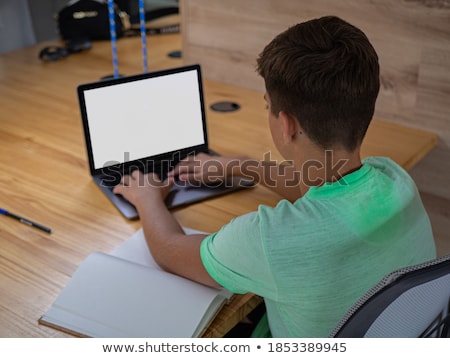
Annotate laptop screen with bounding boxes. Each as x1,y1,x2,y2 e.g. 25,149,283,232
78,65,207,172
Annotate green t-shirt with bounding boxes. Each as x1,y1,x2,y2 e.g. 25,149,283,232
200,157,436,337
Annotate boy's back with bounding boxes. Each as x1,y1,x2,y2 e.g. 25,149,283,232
200,157,436,337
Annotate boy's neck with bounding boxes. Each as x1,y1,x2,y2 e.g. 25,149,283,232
294,145,362,195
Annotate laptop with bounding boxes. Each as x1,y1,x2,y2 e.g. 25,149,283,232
78,64,253,219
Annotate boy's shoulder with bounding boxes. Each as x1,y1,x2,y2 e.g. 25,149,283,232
363,156,406,174
362,156,415,184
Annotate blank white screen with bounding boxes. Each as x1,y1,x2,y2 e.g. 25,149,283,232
83,70,205,169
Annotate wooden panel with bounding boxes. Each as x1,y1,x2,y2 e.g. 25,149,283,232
180,0,450,199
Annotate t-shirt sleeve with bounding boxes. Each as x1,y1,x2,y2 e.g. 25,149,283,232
200,211,278,297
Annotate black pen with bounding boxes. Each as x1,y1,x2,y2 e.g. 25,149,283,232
0,208,52,234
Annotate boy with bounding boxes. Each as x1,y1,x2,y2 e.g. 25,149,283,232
114,16,436,337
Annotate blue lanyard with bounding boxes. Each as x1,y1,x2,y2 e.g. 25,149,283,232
107,0,119,78
139,0,148,73
108,1,148,76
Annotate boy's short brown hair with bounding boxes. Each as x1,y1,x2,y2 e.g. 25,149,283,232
257,16,380,151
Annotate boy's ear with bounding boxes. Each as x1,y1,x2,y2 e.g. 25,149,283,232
279,111,300,143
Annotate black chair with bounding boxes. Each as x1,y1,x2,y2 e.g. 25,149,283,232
330,254,450,338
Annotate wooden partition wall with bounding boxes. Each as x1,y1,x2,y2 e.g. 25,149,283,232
180,0,450,200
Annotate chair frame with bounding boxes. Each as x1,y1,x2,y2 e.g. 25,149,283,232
330,254,450,338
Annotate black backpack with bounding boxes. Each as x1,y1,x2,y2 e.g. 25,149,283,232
57,0,128,42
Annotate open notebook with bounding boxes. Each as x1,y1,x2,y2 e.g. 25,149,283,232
39,228,232,338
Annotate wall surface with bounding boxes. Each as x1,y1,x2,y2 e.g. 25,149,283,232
0,0,36,53
0,0,70,54
27,0,69,43
180,0,450,199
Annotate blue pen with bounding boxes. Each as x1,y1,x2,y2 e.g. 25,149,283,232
0,208,52,234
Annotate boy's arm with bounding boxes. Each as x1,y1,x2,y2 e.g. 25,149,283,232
169,153,302,202
113,171,221,288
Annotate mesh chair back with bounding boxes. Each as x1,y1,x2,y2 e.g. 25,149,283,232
330,255,450,338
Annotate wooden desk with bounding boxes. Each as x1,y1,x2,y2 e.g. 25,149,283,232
0,33,436,338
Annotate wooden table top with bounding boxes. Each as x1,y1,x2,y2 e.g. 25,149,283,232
0,33,437,337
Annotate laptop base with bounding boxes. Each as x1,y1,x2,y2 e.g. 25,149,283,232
94,175,254,220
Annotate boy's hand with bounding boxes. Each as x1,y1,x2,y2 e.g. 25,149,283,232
113,170,174,208
167,153,244,185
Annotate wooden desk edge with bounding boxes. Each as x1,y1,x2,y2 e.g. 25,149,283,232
368,119,438,171
202,293,263,338
403,136,438,171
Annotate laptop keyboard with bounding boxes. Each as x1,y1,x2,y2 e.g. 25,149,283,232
100,161,177,190
99,150,213,191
